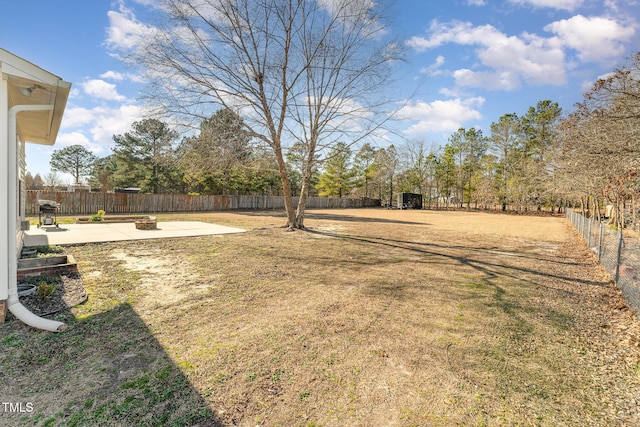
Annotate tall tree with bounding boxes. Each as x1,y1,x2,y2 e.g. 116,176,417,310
32,173,44,190
521,100,562,210
49,144,97,184
88,156,117,192
112,118,179,194
316,142,355,198
557,54,640,228
179,109,253,179
435,144,457,208
353,143,377,199
490,113,521,211
178,109,267,194
130,0,401,229
373,145,399,207
401,140,435,199
448,128,488,209
24,172,34,190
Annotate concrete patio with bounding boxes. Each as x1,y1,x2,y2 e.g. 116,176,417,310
23,221,246,246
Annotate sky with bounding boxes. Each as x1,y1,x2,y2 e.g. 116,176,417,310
1,0,639,184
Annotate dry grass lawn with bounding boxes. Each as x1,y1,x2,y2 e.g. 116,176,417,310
2,208,640,426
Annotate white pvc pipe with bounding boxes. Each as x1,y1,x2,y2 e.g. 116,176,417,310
7,105,66,332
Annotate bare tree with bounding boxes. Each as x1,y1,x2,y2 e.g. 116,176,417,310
400,140,428,197
43,171,64,191
556,52,640,228
130,0,400,229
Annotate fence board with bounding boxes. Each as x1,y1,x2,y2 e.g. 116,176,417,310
26,191,380,215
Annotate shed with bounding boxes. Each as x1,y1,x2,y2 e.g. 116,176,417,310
397,192,423,210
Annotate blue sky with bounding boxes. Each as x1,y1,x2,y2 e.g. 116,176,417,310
2,0,639,183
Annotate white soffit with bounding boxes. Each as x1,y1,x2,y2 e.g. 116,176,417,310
0,48,71,146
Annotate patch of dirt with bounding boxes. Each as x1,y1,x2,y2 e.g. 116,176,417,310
108,248,209,309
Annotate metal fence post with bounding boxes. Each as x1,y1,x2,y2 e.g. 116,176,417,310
598,222,603,260
578,212,581,235
615,232,624,284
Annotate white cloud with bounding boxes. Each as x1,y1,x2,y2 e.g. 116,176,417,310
131,0,161,7
56,131,91,147
581,71,616,93
55,131,108,157
106,3,157,52
59,104,145,156
100,71,125,81
80,79,127,101
544,15,635,62
420,55,445,75
453,69,523,90
509,0,584,11
601,0,637,13
88,104,145,149
397,97,485,136
466,0,486,5
61,107,95,128
407,21,567,89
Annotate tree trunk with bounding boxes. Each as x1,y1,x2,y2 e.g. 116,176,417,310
293,149,318,230
294,184,309,229
273,146,296,228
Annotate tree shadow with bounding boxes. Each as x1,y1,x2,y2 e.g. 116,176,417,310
1,303,222,426
235,209,429,226
304,229,610,289
302,228,608,335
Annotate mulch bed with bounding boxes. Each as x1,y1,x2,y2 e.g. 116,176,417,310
11,273,87,319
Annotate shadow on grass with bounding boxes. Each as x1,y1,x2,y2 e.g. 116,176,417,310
303,228,604,338
304,229,609,288
1,303,222,426
233,209,429,226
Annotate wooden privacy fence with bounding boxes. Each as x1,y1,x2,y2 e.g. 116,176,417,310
26,191,380,215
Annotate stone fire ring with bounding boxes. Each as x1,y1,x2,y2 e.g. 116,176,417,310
135,217,157,230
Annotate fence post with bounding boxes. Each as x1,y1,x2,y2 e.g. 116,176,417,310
598,222,603,260
614,232,624,284
587,216,592,248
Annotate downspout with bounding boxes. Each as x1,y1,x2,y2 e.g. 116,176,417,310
7,104,66,332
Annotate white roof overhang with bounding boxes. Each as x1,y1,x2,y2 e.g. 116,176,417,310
0,48,71,146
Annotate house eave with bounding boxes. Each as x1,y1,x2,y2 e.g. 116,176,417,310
0,48,71,146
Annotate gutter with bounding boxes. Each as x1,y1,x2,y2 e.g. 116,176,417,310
7,105,66,332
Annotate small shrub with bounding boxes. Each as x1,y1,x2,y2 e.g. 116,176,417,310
37,281,56,300
34,245,65,256
89,210,106,222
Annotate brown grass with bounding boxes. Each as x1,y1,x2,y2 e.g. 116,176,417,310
2,208,640,426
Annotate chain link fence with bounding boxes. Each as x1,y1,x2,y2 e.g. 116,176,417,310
567,209,639,317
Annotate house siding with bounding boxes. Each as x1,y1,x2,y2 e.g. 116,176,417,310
1,71,9,304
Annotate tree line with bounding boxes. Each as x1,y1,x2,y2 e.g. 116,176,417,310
37,51,639,232
30,0,638,232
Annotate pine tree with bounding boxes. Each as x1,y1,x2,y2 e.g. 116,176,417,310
316,142,356,198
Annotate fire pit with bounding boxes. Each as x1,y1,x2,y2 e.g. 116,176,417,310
135,217,157,230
